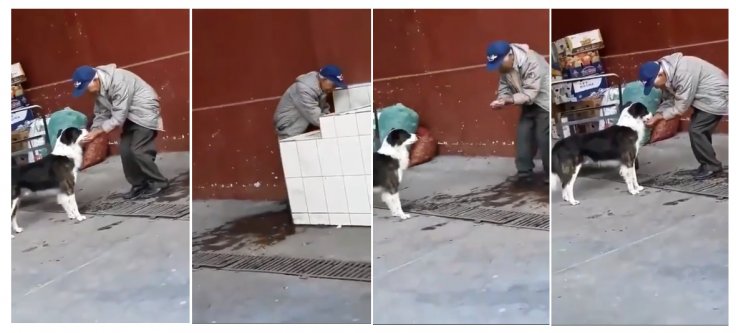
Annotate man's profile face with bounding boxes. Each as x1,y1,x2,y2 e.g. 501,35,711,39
319,78,336,94
653,71,667,89
87,78,101,94
499,53,515,74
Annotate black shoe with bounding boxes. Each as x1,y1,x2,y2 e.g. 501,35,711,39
123,185,148,200
691,165,706,176
138,181,170,199
694,167,723,180
508,172,533,182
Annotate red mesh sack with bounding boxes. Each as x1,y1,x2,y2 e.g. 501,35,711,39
82,132,109,169
409,127,438,167
649,117,680,143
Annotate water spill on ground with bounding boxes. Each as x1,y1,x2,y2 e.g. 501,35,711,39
192,209,295,252
407,174,549,212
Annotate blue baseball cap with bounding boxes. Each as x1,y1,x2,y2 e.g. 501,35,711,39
486,40,511,71
639,61,661,95
319,65,347,89
71,65,97,97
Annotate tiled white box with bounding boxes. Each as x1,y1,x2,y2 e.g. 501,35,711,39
338,136,364,175
303,177,327,213
279,108,373,226
319,108,372,139
334,82,372,113
350,214,371,226
323,176,349,212
334,112,358,137
316,139,342,176
296,140,322,177
329,213,351,226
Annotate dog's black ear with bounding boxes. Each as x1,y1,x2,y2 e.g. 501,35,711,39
634,102,650,117
620,101,633,111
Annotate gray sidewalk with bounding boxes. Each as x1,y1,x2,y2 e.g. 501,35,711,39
551,133,728,325
374,156,550,324
12,153,190,323
191,200,370,324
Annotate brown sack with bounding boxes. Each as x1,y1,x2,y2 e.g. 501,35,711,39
409,127,438,167
649,117,680,144
82,132,109,169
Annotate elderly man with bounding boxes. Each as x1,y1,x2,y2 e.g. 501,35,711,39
273,65,347,139
486,40,551,183
72,64,169,199
639,53,728,180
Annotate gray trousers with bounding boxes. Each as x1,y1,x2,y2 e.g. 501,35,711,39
119,120,168,187
689,108,723,171
516,104,549,174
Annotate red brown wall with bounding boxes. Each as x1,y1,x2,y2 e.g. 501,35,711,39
374,9,550,157
552,9,728,132
192,9,371,200
11,9,190,152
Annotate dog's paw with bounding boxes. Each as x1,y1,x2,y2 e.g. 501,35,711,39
14,227,23,233
11,234,15,239
399,213,411,220
76,215,87,222
636,185,645,192
567,199,580,206
628,188,640,195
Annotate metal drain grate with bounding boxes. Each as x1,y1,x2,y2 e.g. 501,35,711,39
582,167,728,199
641,169,728,199
426,206,548,231
192,252,242,269
82,200,189,218
193,252,371,282
410,204,477,221
385,203,549,231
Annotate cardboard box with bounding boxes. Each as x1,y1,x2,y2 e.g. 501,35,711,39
11,129,29,152
553,38,568,58
558,29,604,55
572,76,608,102
561,50,605,79
553,98,605,138
11,63,26,84
562,97,603,113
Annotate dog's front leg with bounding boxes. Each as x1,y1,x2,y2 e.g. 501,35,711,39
67,194,86,221
620,165,640,195
631,168,644,192
563,164,582,205
390,193,410,220
57,193,76,219
382,192,410,220
11,198,22,235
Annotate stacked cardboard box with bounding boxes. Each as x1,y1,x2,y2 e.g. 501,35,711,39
553,29,607,103
279,85,374,226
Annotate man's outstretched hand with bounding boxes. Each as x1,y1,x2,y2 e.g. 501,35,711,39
645,113,664,127
490,96,513,109
490,100,505,109
81,128,104,143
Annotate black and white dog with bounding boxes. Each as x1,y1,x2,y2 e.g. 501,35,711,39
11,127,88,237
373,129,418,220
550,102,652,205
